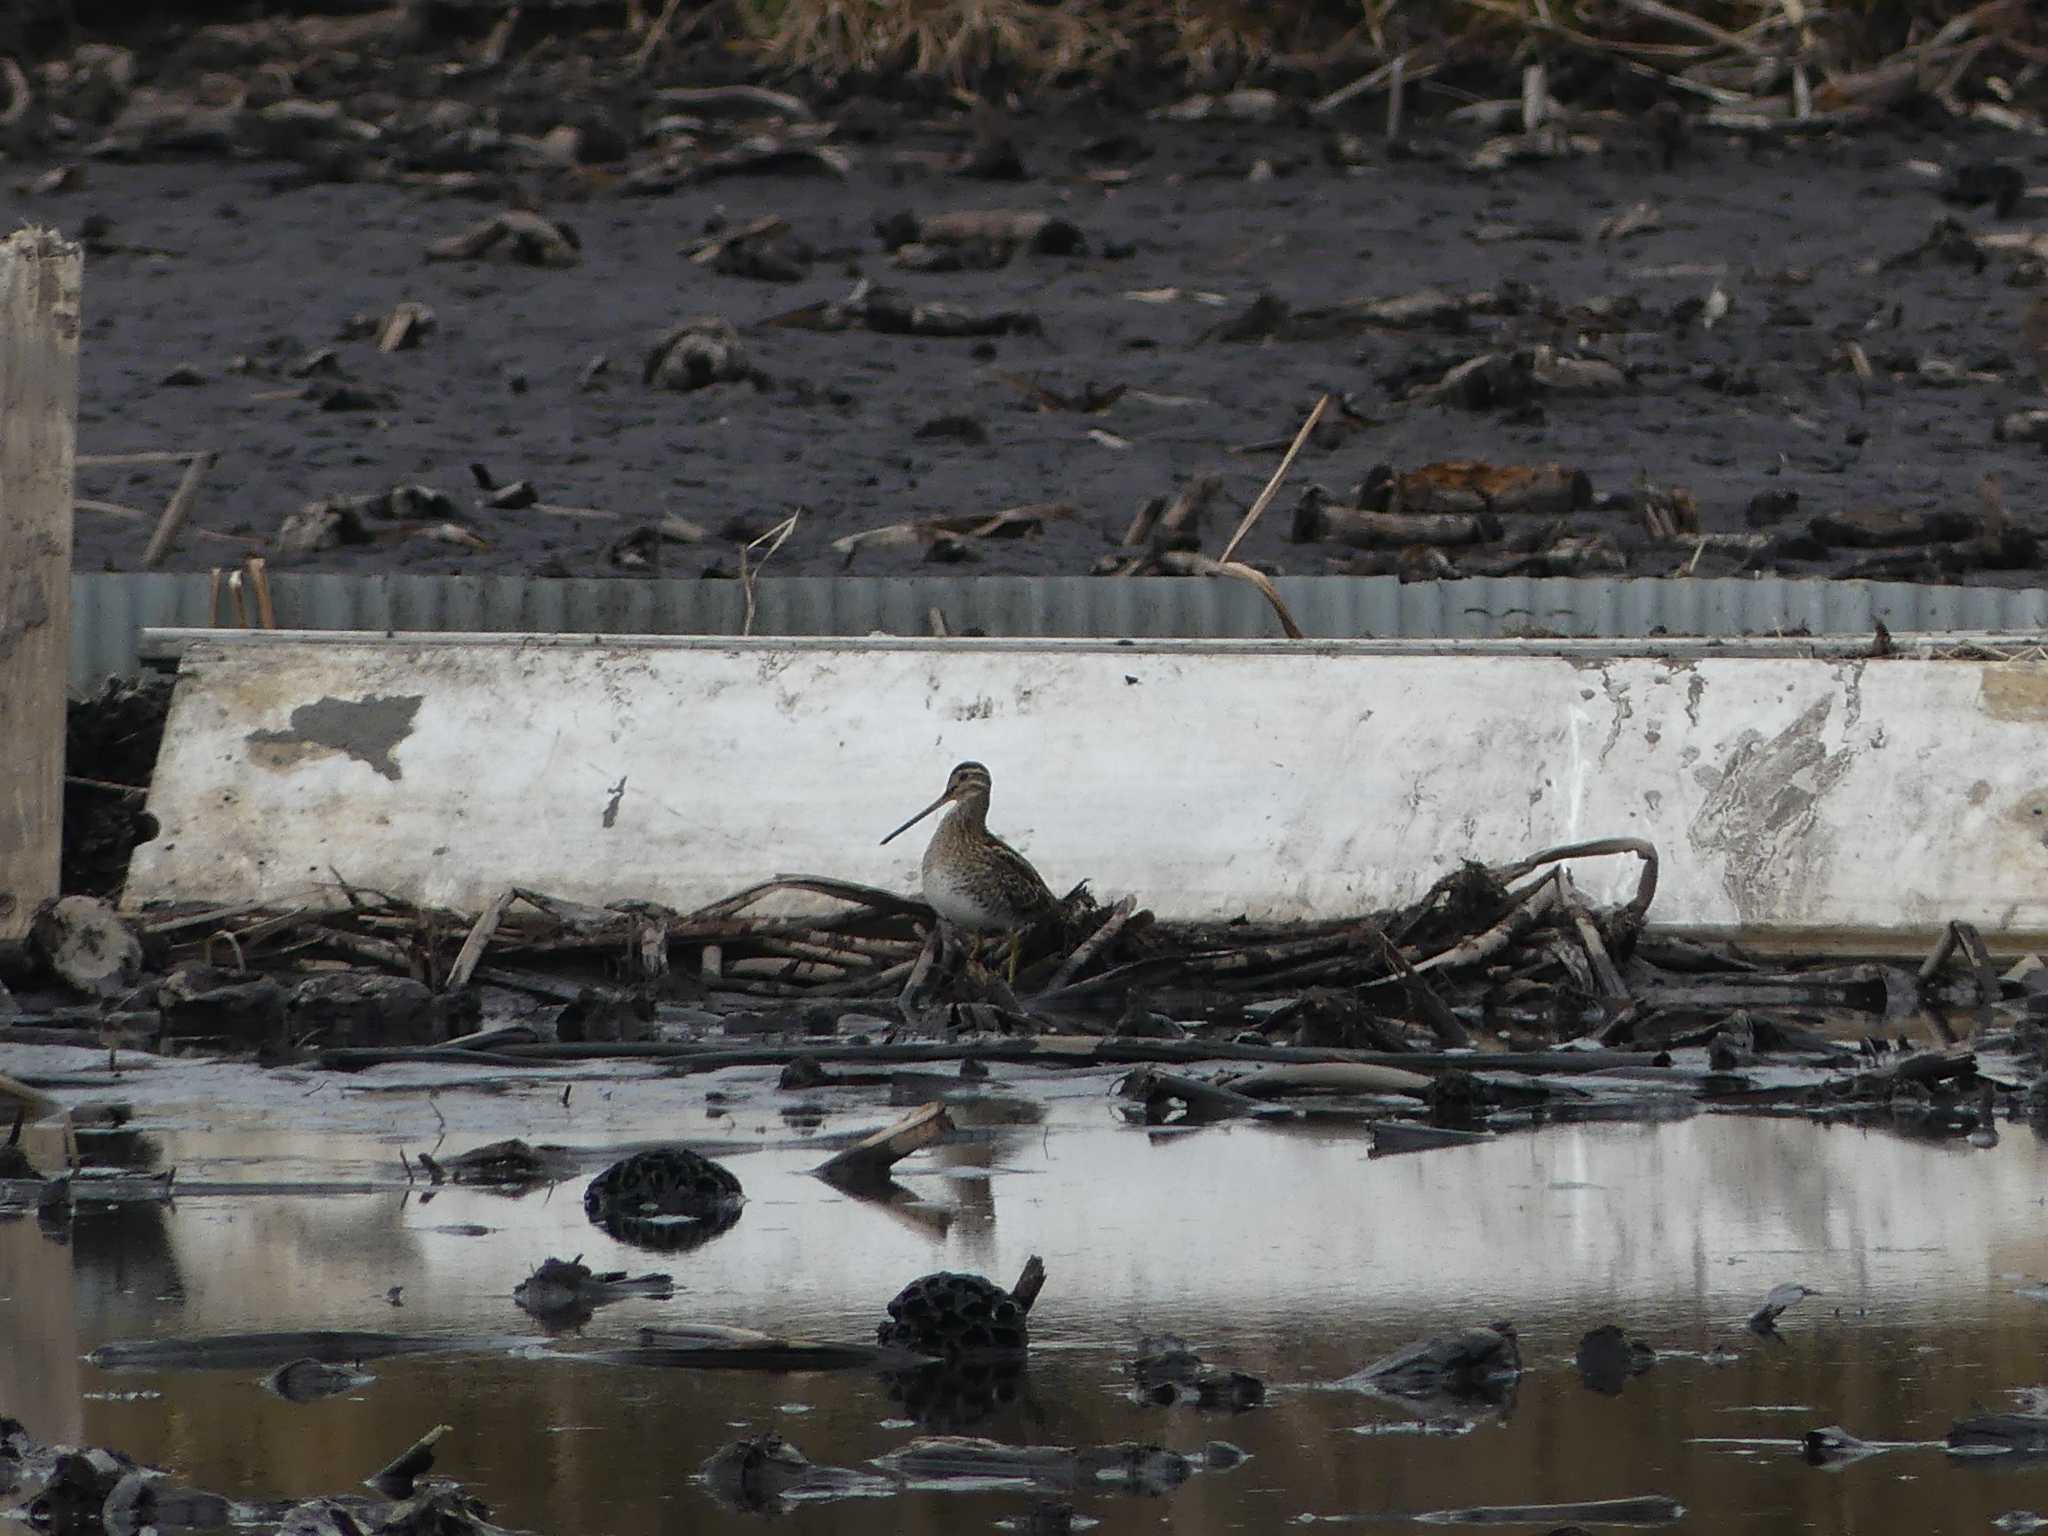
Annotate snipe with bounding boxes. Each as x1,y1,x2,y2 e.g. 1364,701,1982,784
881,761,1056,982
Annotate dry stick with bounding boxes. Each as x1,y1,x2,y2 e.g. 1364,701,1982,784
852,957,915,997
1521,62,1547,134
1159,473,1219,535
677,874,928,926
72,496,151,523
1490,837,1659,923
1312,50,1427,116
897,928,940,1005
1121,1067,1268,1121
1411,879,1562,977
1217,394,1328,567
1363,924,1470,1047
1918,920,1965,987
1043,897,1136,993
630,0,689,74
331,1038,1671,1075
1617,0,1761,53
1011,1255,1047,1314
1571,903,1629,1001
739,509,801,637
0,59,31,127
1195,392,1330,641
738,936,876,968
369,1424,450,1501
316,926,417,974
65,774,146,797
142,450,217,568
817,1102,952,1187
1560,872,1630,1001
1154,551,1304,639
1919,918,1999,1007
78,452,205,469
204,927,247,973
77,500,257,546
244,556,276,629
445,887,516,992
477,4,520,68
1951,923,2000,1040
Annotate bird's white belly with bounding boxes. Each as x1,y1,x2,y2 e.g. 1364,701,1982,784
922,859,1010,932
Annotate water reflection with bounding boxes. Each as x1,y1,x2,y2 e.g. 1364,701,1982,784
7,1097,2048,1534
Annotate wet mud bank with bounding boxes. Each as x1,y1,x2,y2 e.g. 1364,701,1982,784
3,10,2047,588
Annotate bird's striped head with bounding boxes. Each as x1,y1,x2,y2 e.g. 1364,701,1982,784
944,762,993,799
881,761,994,846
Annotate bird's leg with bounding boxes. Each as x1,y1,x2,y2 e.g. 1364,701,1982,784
1005,930,1023,988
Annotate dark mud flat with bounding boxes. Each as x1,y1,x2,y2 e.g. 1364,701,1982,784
9,1060,2048,1535
10,97,2048,585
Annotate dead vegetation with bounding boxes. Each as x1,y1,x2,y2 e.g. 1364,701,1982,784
737,0,2047,118
4,0,2042,114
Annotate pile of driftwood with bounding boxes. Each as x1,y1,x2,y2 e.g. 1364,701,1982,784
0,1416,521,1536
5,834,2039,1108
14,836,1663,1030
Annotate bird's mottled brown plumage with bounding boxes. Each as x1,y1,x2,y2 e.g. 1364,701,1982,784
881,762,1055,977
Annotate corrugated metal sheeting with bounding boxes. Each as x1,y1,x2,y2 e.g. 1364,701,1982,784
71,571,2048,688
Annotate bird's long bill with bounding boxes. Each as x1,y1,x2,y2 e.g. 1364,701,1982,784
880,791,950,846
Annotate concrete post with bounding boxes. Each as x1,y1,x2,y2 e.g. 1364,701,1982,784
0,228,83,942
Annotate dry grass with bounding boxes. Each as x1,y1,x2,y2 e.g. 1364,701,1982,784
738,0,1130,84
735,0,2042,100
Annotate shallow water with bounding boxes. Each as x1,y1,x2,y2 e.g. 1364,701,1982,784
7,1065,2048,1534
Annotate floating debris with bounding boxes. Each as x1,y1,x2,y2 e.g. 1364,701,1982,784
878,1257,1044,1360
1130,1335,1266,1412
583,1148,744,1250
1749,1283,1820,1337
262,1358,377,1404
512,1258,675,1328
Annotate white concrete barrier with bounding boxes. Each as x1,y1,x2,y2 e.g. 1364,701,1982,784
124,630,2048,948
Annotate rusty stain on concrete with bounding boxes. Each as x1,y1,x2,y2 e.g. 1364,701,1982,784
1689,697,1855,923
1980,665,2048,722
245,694,422,781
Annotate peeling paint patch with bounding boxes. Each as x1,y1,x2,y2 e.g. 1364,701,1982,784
1598,672,1633,763
1980,666,2048,721
1836,660,1864,733
603,776,627,828
1689,698,1854,923
1685,674,1705,729
246,694,422,781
